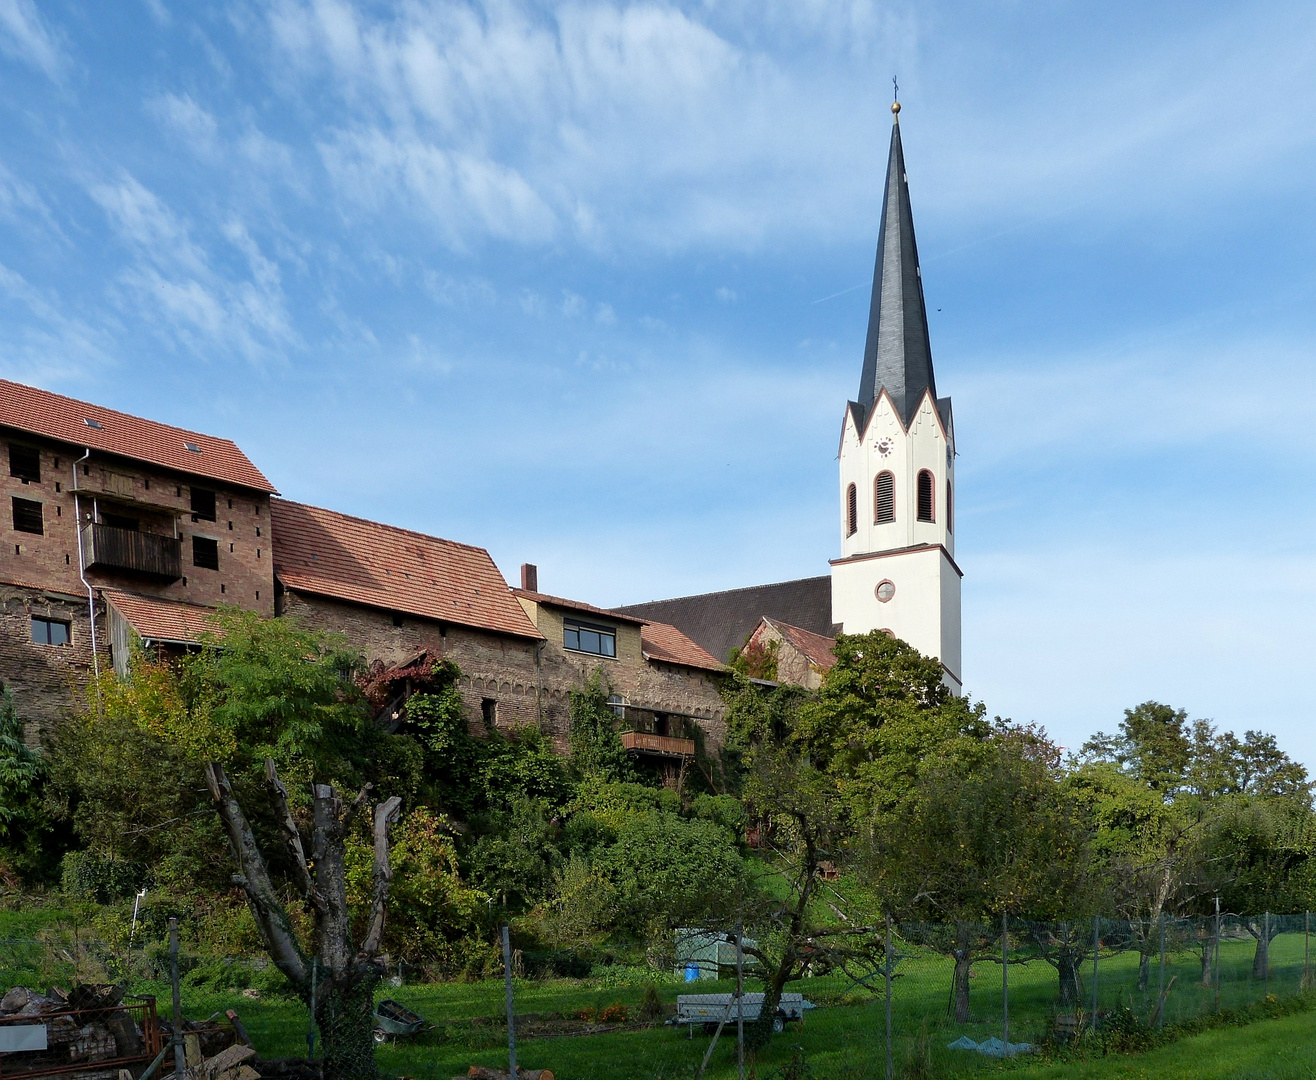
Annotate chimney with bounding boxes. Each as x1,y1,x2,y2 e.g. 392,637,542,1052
520,563,538,592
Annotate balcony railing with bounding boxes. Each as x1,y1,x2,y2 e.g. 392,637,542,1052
620,730,696,758
81,524,182,581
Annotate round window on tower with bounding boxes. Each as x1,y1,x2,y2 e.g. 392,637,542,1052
875,580,896,603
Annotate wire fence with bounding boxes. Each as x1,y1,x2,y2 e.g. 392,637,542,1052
2,913,1313,1077
672,912,1315,1074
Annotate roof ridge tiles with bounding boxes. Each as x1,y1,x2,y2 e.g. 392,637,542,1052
0,378,275,493
271,497,493,556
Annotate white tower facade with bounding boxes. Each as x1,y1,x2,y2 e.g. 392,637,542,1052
829,103,963,693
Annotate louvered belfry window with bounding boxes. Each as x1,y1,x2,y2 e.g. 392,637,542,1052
874,472,895,524
946,480,953,533
917,470,935,522
846,483,858,536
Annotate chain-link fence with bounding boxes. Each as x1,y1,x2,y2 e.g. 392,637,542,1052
3,913,1313,1077
670,912,1315,1076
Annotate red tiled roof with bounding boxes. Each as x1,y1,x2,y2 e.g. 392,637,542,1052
766,617,836,671
512,589,648,625
641,619,725,673
272,499,542,641
103,589,219,644
0,379,276,493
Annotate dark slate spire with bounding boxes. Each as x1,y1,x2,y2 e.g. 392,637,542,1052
855,102,936,429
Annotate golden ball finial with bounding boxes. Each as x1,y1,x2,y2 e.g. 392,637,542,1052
891,100,901,117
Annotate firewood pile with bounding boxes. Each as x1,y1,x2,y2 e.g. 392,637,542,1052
162,1043,261,1080
0,983,152,1077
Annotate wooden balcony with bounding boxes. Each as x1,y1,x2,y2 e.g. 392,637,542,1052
82,524,182,582
620,730,695,758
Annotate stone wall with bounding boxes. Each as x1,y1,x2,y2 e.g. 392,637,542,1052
0,581,106,741
280,587,728,752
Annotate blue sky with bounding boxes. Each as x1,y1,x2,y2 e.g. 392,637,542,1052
1,1,1314,766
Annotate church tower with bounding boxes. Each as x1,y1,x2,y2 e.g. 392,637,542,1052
830,102,962,693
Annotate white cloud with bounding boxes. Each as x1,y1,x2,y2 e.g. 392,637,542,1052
87,173,296,363
149,93,221,158
0,0,66,80
594,302,615,325
318,127,556,246
560,289,585,317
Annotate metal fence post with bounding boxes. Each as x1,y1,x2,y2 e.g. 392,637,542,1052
884,914,893,1080
1090,915,1100,1034
501,924,517,1078
1002,912,1009,1055
1213,898,1222,1012
1264,912,1270,998
1157,913,1166,1027
168,917,184,1079
1306,912,1311,991
736,923,744,1080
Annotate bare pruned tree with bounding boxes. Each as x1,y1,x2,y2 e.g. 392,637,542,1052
205,759,401,1080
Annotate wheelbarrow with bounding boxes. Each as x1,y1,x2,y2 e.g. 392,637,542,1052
373,999,427,1043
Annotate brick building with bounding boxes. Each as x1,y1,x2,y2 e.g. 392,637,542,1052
1,379,276,737
1,379,727,763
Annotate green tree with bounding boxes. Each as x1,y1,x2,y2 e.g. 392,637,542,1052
568,670,633,782
0,688,59,882
872,724,1095,1021
793,631,989,824
595,810,745,932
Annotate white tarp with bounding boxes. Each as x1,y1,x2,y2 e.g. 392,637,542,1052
947,1035,1033,1057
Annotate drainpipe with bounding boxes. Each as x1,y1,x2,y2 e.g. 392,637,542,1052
72,448,101,686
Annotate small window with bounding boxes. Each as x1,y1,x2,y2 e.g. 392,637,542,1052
191,487,217,521
31,616,70,646
83,418,102,430
8,443,40,483
481,698,498,727
11,497,43,535
564,619,617,657
874,471,895,524
192,535,219,570
917,470,935,523
846,483,858,537
607,694,627,718
946,480,953,534
183,442,201,454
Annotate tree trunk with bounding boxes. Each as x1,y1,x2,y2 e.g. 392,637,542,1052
317,978,381,1080
1138,949,1151,992
1252,930,1270,981
1199,945,1214,988
205,761,400,1080
746,948,794,1050
951,952,973,1023
1056,952,1084,1007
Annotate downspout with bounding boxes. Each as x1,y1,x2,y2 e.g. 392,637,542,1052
72,449,101,686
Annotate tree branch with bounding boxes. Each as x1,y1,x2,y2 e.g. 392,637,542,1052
263,759,326,913
204,763,308,987
358,796,403,962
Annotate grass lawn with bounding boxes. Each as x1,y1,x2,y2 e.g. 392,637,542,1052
6,911,1311,1078
126,931,1311,1080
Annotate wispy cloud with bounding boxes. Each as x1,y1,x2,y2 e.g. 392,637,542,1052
0,0,66,81
87,173,297,363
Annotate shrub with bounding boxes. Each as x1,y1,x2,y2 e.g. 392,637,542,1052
638,985,663,1021
60,851,148,903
